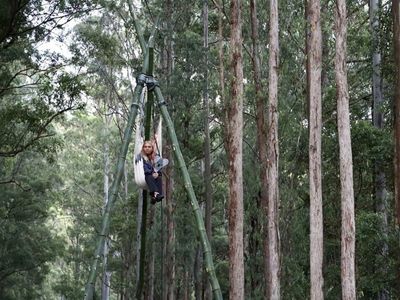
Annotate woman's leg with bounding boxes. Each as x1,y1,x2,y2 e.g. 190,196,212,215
155,175,163,196
145,175,163,203
145,175,159,194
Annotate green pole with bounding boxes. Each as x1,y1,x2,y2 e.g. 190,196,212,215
135,43,154,299
153,86,223,300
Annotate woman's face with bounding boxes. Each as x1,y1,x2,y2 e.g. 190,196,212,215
143,143,153,155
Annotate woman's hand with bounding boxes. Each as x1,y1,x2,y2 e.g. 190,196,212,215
152,172,159,179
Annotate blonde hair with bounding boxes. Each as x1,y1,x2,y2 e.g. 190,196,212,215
141,140,156,161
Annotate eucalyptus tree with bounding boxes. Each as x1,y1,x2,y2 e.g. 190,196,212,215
266,0,280,298
307,0,323,299
394,0,400,228
249,1,269,295
334,0,356,298
227,0,245,298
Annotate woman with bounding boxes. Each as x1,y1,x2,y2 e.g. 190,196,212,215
141,140,164,204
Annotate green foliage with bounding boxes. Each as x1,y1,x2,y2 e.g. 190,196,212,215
0,151,64,299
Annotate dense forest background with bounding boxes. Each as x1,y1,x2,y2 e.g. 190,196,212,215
1,0,399,299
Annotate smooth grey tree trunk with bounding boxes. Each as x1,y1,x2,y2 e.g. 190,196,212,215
308,1,324,299
335,1,356,299
101,115,111,300
370,1,389,299
267,0,280,298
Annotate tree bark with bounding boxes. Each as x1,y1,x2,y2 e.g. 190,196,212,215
249,1,269,296
144,207,156,300
218,0,229,153
335,1,356,299
394,0,400,227
135,190,143,293
308,0,324,299
164,140,176,300
267,0,280,299
101,117,111,300
227,0,245,299
183,270,190,300
393,0,400,294
203,2,212,299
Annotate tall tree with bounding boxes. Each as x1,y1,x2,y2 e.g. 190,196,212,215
249,1,269,295
394,0,400,228
218,0,228,151
267,0,280,298
101,110,111,300
335,1,356,298
203,1,213,299
393,0,400,294
308,0,323,299
370,1,389,299
228,0,245,298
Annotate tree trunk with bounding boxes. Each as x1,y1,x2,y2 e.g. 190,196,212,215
267,0,280,298
228,0,244,299
203,2,212,299
370,1,389,299
135,190,143,293
164,140,176,300
147,242,155,300
249,1,269,296
101,128,111,300
335,1,356,299
144,206,156,300
183,270,190,300
308,0,324,299
393,0,400,294
394,0,400,226
218,0,229,153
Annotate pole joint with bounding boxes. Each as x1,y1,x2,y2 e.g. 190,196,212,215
136,73,159,91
